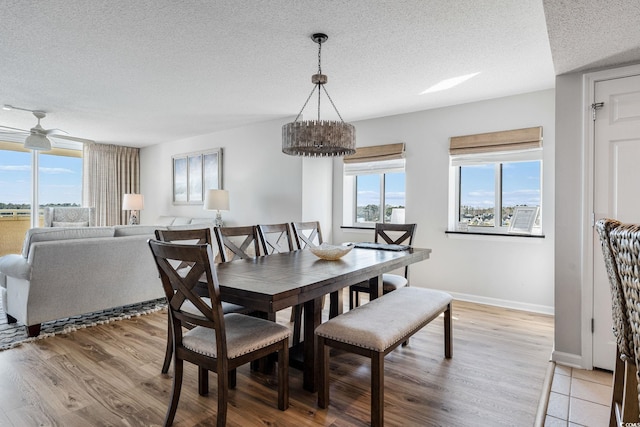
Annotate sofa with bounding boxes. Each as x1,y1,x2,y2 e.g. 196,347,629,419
0,217,218,337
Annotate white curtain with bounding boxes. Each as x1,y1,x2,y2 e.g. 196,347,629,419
83,144,140,226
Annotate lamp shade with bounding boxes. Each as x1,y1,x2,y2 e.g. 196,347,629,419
203,189,229,211
122,194,144,211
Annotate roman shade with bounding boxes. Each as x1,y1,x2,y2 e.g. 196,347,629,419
449,126,542,156
343,143,405,163
343,143,405,176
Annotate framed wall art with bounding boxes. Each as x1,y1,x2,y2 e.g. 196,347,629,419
173,148,222,205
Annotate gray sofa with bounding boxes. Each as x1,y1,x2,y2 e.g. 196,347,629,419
0,217,218,336
0,225,167,336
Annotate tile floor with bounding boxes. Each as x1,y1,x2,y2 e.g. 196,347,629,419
545,364,613,426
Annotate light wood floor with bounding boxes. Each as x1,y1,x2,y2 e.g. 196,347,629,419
0,298,553,426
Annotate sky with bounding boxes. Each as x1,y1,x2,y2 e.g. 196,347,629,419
0,150,82,205
356,172,405,207
460,161,541,209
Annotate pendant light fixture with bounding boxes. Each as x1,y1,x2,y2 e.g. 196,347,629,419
282,33,356,157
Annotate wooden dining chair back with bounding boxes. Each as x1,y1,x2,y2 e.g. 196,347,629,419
257,223,295,255
155,228,249,374
598,219,640,426
349,223,417,309
291,221,323,249
214,225,261,262
257,222,307,344
148,239,290,427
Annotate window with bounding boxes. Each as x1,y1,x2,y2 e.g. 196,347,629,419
450,127,543,234
0,140,83,229
343,143,406,226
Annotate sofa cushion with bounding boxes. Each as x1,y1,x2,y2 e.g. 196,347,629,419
22,227,115,258
114,225,166,237
171,217,192,226
190,218,216,225
155,216,177,226
52,221,90,227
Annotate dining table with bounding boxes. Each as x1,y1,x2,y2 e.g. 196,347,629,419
214,245,432,392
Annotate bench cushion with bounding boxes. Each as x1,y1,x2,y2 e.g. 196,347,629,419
315,287,452,352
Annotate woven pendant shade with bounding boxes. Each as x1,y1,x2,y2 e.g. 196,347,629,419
282,33,356,157
282,120,355,157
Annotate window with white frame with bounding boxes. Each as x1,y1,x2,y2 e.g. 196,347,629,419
449,127,543,234
343,143,406,226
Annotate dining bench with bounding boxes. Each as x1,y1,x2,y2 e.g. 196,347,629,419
315,286,452,427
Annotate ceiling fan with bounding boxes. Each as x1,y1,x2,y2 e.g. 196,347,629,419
0,105,95,151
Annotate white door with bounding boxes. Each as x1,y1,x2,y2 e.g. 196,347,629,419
593,73,640,370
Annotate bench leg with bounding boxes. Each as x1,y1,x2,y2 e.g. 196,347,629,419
318,336,329,408
444,303,452,358
371,352,384,427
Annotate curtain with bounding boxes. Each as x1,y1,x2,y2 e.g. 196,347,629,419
83,143,140,226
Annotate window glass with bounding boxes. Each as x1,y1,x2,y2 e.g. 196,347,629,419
0,148,32,255
356,174,381,223
459,164,495,226
384,172,406,222
38,152,83,208
501,161,541,227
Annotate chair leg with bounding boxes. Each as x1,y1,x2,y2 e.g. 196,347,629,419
217,367,229,427
292,305,303,345
278,341,289,410
164,358,183,427
349,288,355,310
162,317,173,374
371,352,384,427
198,367,208,396
318,337,329,408
228,369,236,389
621,359,639,424
444,303,452,358
610,349,624,427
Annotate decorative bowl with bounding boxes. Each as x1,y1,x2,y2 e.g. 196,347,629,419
309,243,354,260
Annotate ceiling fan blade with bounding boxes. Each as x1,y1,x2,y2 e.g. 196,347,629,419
0,125,29,134
49,134,95,144
44,128,69,135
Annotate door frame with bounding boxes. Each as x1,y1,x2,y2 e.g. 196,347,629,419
581,63,640,369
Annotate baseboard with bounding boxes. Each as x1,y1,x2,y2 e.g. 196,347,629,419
551,350,584,369
447,291,554,315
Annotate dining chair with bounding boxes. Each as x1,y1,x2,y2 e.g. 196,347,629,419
596,219,640,426
214,225,261,262
154,228,250,374
257,223,295,255
349,223,417,310
148,239,290,427
257,223,306,344
291,221,323,249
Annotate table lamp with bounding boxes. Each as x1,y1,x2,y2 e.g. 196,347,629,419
122,193,144,225
204,189,229,227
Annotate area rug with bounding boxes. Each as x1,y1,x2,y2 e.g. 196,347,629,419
0,298,167,351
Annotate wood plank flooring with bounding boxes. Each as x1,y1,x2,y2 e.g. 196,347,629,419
0,298,553,426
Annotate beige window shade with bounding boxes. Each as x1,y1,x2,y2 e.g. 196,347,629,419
343,143,405,164
0,140,82,158
449,127,542,155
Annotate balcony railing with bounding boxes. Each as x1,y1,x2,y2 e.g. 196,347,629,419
0,209,44,257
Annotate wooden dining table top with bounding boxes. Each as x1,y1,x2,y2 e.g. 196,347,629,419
214,246,432,313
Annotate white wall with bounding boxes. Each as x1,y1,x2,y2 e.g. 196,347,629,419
332,89,556,313
140,117,303,226
139,90,555,313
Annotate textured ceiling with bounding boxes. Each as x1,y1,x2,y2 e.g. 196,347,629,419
0,0,637,148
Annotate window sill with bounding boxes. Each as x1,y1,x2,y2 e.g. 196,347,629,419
445,230,545,238
341,225,375,230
